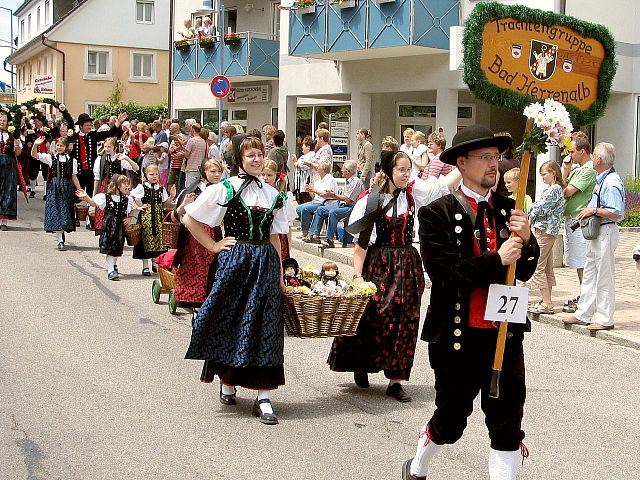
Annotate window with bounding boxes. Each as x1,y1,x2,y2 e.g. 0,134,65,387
45,0,51,25
28,14,31,38
271,2,281,39
85,48,111,79
86,102,107,116
37,7,41,31
136,1,154,24
20,20,24,43
130,52,156,82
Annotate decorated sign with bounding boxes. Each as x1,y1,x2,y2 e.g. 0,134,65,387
34,75,55,94
463,2,616,125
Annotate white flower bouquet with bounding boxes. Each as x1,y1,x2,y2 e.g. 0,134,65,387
518,99,574,157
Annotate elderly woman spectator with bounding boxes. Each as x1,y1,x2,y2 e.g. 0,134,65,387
295,157,337,240
422,131,452,179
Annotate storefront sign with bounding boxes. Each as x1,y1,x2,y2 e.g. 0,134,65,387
0,93,16,104
34,75,55,94
463,3,616,125
330,120,349,138
226,85,270,103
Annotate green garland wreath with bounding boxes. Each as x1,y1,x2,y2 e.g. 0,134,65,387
463,2,617,126
8,97,76,140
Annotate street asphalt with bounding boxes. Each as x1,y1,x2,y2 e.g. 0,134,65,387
1,193,639,479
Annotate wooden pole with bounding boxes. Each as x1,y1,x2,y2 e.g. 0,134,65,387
489,118,533,398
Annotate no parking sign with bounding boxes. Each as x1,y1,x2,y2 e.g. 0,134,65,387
210,75,231,99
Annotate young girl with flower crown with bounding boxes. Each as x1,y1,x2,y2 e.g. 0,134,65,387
77,175,137,280
131,164,175,276
31,136,81,250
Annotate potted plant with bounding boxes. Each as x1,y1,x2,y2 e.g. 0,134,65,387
198,34,215,49
223,32,241,47
296,0,316,15
173,38,193,52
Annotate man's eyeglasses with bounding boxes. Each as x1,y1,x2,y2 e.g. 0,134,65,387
466,154,502,162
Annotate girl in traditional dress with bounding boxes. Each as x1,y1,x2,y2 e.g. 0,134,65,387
261,159,295,259
328,151,461,402
131,164,175,276
92,137,139,234
31,137,81,250
0,111,23,231
183,136,289,425
77,175,136,280
170,158,224,316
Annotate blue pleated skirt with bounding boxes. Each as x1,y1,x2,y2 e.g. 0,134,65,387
44,177,76,233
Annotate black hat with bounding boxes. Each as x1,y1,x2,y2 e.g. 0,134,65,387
379,149,400,178
75,113,94,126
282,257,299,274
440,125,512,165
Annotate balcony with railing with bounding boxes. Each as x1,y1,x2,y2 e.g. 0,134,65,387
172,32,279,82
288,0,460,60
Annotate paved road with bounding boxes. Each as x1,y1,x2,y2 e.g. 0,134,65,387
1,196,640,479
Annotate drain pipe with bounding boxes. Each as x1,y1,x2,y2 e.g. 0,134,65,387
41,34,65,104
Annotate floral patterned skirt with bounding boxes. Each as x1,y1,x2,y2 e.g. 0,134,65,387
328,244,425,380
133,203,166,259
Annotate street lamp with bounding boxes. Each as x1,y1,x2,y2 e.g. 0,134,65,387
0,6,15,91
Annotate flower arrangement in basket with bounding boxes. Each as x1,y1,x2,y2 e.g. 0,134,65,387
173,38,193,51
223,32,241,47
198,34,215,48
281,259,376,338
296,0,315,7
515,98,573,158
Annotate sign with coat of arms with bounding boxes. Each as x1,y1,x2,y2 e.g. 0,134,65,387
462,2,616,125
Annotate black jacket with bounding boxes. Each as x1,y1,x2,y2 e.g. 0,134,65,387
71,125,122,171
418,192,540,349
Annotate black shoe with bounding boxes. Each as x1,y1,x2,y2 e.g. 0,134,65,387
57,242,67,251
321,238,335,248
0,225,8,231
402,458,425,480
219,386,237,405
29,191,36,198
386,382,412,402
142,268,151,276
43,194,47,201
303,235,321,244
108,271,119,281
354,372,370,388
252,399,279,425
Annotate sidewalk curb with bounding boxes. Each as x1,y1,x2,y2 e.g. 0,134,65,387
292,238,640,351
532,313,640,351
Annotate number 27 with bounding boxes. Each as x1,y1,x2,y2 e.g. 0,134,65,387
498,295,519,315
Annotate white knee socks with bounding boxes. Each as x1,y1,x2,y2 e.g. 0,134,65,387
221,383,235,396
106,255,116,274
488,448,521,480
57,231,64,243
142,259,150,269
30,179,36,190
410,423,443,477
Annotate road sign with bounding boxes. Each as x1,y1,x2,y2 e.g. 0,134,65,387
210,75,231,99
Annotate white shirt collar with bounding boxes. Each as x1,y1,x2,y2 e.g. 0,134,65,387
460,181,492,204
144,181,160,190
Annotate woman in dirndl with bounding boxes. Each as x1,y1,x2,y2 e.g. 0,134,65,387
0,112,23,231
31,136,81,250
183,136,289,425
170,158,224,316
131,164,174,276
328,151,461,402
93,137,138,234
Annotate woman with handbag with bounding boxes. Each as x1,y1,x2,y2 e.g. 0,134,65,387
527,160,566,314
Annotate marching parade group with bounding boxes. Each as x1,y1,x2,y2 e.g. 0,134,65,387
0,102,627,479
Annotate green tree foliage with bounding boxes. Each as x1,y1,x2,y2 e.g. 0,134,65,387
92,101,168,124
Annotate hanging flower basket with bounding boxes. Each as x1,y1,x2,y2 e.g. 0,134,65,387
173,39,193,51
296,0,316,14
223,32,241,47
198,35,216,49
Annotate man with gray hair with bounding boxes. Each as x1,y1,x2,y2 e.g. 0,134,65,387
567,142,625,331
303,160,364,248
